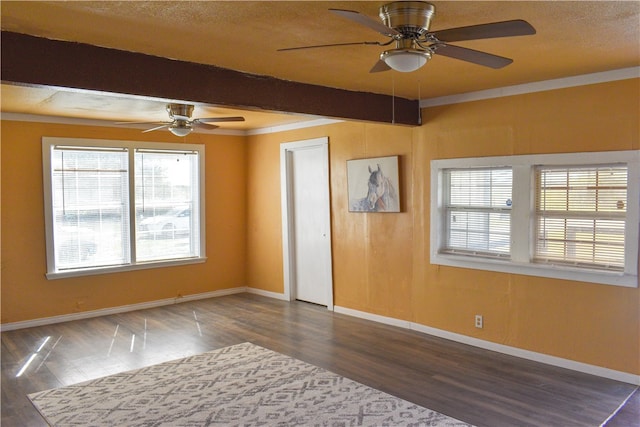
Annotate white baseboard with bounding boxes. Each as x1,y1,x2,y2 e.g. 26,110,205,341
246,288,289,301
4,291,636,385
334,305,413,330
334,305,640,386
0,287,248,332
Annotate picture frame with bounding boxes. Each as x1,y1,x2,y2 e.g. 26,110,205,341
347,155,400,213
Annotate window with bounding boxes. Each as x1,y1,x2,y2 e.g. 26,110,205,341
43,138,206,278
444,168,512,258
535,165,627,271
431,151,639,287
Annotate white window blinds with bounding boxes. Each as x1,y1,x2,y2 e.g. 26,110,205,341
444,168,512,258
534,165,627,271
52,146,130,269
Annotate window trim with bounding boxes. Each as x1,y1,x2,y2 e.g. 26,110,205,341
42,137,207,280
430,151,639,288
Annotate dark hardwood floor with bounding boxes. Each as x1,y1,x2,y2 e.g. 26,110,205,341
2,293,638,426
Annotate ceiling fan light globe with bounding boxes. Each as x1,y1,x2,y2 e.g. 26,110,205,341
381,49,431,72
169,126,193,137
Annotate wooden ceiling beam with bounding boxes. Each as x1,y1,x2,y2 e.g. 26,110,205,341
1,31,420,126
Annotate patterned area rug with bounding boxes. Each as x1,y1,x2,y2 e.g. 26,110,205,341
29,342,473,426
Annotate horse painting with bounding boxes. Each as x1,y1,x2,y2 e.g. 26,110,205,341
349,163,399,212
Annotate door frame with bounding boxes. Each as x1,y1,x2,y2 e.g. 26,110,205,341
280,137,334,310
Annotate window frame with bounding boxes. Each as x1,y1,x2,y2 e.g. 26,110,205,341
42,137,207,279
430,151,639,288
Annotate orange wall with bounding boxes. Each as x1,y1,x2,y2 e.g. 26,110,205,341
2,79,638,376
413,80,639,374
246,79,639,375
1,122,247,323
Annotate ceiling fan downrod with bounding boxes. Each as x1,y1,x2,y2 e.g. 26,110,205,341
379,1,436,38
167,103,194,120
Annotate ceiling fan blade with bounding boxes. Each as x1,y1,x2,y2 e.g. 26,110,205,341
432,20,536,43
195,116,245,123
434,44,513,69
278,41,383,52
114,120,167,125
329,8,400,37
142,124,171,133
369,59,391,73
193,122,219,130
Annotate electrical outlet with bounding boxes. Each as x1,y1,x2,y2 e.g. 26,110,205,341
475,314,483,329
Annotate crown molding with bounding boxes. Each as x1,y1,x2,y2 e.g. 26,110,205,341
0,112,341,136
246,118,343,135
420,67,640,108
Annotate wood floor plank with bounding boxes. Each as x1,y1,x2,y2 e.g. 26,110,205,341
1,293,637,426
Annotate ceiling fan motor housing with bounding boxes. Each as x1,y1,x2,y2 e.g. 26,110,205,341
379,1,435,37
167,103,194,120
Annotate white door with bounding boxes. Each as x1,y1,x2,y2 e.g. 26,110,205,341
280,137,333,309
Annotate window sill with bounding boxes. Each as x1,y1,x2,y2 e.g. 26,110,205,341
430,253,637,288
46,256,207,280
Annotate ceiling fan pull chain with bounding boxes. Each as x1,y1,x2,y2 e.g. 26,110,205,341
417,79,422,124
392,74,396,124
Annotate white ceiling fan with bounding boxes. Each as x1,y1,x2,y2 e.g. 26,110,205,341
117,103,245,136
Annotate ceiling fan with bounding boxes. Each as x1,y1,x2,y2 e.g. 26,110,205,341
117,103,245,136
279,1,536,73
